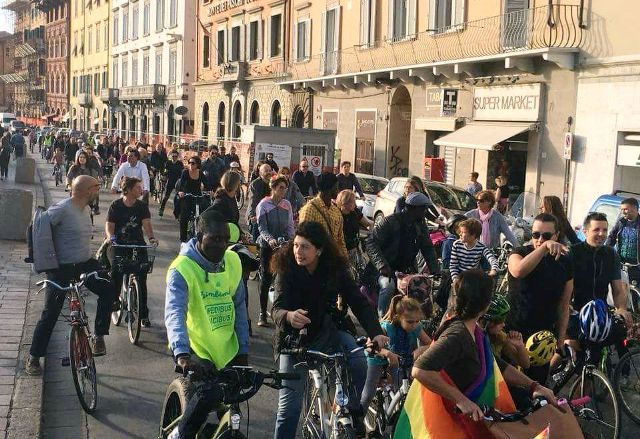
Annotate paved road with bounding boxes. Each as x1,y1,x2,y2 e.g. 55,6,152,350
35,154,278,439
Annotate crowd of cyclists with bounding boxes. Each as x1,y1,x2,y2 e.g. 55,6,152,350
16,128,640,439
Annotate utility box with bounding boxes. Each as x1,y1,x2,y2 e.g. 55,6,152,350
424,157,445,182
15,158,36,184
0,189,33,241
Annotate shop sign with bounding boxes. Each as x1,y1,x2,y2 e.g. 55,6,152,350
473,83,542,122
355,110,376,139
255,143,292,169
617,144,640,167
426,88,441,108
440,89,458,117
322,111,338,130
207,0,256,16
563,132,573,160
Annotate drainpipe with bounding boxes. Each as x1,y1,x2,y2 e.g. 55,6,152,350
383,86,392,178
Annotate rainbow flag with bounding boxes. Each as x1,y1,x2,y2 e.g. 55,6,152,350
533,425,550,439
393,325,515,439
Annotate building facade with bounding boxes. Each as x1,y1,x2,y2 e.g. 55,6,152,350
0,30,14,112
41,0,69,123
193,0,303,147
69,0,110,131
106,0,197,144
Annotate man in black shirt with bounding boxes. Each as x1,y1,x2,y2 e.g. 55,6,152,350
159,150,185,217
506,213,572,380
264,152,279,173
336,161,364,198
292,159,317,197
246,163,272,241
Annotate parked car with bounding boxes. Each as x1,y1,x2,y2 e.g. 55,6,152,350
372,177,476,225
9,119,26,134
0,112,16,130
574,191,640,240
352,173,389,219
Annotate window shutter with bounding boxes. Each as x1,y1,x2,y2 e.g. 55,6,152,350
240,24,245,61
387,0,394,39
267,17,271,58
245,23,250,61
319,10,326,74
257,19,263,59
334,6,341,51
408,0,417,36
292,20,298,61
455,0,466,27
359,0,367,46
504,0,529,14
428,0,437,33
305,20,311,60
370,0,376,45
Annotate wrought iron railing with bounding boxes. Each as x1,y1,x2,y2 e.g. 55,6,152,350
283,4,583,82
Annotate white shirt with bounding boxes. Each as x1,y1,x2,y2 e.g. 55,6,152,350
111,161,150,191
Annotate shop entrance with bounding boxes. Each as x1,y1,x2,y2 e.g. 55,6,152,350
388,86,411,177
487,131,529,205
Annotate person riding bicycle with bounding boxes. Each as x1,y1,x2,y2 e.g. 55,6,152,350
50,147,64,176
480,295,530,370
201,145,225,191
246,163,273,242
271,221,388,438
158,150,185,217
255,175,295,327
408,269,557,437
205,170,242,229
176,156,206,242
64,137,79,172
228,161,245,184
111,148,151,204
606,197,640,285
366,191,440,317
164,209,249,439
105,177,158,328
25,176,115,375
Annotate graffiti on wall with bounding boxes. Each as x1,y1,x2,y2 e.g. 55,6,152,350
389,145,408,176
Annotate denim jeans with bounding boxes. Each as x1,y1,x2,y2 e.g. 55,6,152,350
360,363,400,411
273,330,367,439
377,275,397,318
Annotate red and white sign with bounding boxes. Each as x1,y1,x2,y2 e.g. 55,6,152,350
563,132,573,160
304,155,323,176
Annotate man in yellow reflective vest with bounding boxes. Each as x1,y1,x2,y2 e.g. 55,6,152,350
165,209,249,439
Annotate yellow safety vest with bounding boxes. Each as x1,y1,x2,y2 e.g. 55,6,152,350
167,250,242,369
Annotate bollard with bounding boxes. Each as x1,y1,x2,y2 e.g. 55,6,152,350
0,188,33,240
14,157,36,184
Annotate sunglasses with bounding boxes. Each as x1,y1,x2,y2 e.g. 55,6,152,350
532,231,554,240
188,161,197,165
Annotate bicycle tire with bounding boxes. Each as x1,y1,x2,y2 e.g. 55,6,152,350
365,390,388,437
127,275,141,345
613,349,640,425
302,373,324,439
235,187,245,210
69,325,97,413
111,277,126,326
187,218,197,241
159,377,194,438
569,366,620,439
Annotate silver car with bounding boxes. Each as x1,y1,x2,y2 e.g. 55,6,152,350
352,173,389,219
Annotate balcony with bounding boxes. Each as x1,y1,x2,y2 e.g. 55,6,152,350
218,61,247,83
2,0,31,12
100,88,120,103
78,93,93,107
119,84,166,101
281,4,584,86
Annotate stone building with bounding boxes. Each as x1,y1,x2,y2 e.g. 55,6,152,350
0,30,14,112
40,0,69,123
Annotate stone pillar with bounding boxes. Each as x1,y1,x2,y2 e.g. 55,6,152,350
14,158,36,184
0,189,33,240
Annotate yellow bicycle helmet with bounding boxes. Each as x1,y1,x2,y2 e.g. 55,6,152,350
525,330,557,367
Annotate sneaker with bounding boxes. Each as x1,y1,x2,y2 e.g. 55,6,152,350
91,336,106,357
141,318,152,328
257,312,269,327
24,355,42,376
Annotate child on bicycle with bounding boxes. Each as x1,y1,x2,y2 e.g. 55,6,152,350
51,147,64,176
480,295,530,370
360,295,432,411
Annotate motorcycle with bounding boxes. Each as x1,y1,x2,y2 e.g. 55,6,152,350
504,191,539,246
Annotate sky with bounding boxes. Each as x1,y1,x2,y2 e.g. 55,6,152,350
0,10,13,34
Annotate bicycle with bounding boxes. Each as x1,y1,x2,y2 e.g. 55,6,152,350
110,242,157,345
158,366,299,439
281,336,369,439
53,163,63,186
621,262,640,313
235,183,247,210
612,312,640,425
35,271,107,413
153,171,167,203
101,161,114,189
364,357,413,438
182,192,211,241
551,344,620,439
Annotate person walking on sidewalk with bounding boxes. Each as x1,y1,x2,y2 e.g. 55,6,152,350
0,133,10,180
25,176,116,376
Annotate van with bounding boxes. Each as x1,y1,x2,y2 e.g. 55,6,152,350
0,113,16,129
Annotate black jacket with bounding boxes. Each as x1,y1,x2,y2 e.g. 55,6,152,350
606,216,640,263
206,191,240,226
246,177,270,223
164,160,185,182
292,169,317,197
272,262,382,353
366,212,439,274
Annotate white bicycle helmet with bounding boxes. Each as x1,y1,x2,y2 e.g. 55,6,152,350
578,299,612,343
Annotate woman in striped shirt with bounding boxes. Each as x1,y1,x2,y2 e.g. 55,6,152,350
449,218,498,282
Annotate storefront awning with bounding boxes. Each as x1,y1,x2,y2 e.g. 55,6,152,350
434,122,534,150
415,117,458,132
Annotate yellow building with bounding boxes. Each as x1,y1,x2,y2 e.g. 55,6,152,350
68,0,110,131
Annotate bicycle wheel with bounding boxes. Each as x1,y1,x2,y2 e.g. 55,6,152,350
187,218,196,241
302,373,324,439
111,277,126,326
365,390,388,438
69,326,97,413
613,349,640,425
235,187,245,210
569,366,620,439
127,275,141,345
159,377,194,438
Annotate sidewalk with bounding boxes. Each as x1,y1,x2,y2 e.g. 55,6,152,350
0,149,50,439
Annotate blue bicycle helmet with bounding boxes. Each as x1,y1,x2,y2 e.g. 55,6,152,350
578,299,612,343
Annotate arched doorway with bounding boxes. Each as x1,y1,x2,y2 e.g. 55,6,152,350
167,105,175,141
292,105,305,128
217,102,225,139
388,86,412,177
249,101,260,124
201,102,209,139
270,100,281,127
141,113,148,136
232,101,242,139
102,108,108,130
153,113,160,135
120,112,127,134
111,111,118,130
129,113,137,138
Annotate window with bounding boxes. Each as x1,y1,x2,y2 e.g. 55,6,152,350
74,0,78,17
217,102,225,138
102,71,107,89
113,58,119,88
270,100,281,126
122,9,129,42
250,101,259,124
230,26,240,61
169,0,177,27
95,22,100,52
388,0,416,40
202,102,209,139
87,26,92,54
104,20,109,49
122,57,128,87
132,4,139,40
216,29,225,65
321,8,340,74
434,0,453,29
169,47,177,85
248,20,261,60
269,14,282,57
143,1,150,35
156,0,164,31
360,0,376,47
294,20,310,61
113,16,119,45
132,57,138,86
155,51,162,83
93,72,99,95
74,31,78,55
143,52,149,84
202,33,210,68
232,101,242,139
72,76,77,96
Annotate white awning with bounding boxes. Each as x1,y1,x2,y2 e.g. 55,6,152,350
415,117,458,132
434,122,533,150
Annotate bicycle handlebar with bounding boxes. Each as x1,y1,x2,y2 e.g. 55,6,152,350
110,243,158,249
181,192,211,198
467,396,591,422
281,336,368,359
35,271,109,294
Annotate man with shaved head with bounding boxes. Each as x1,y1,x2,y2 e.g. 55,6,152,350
25,175,116,375
246,163,273,242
